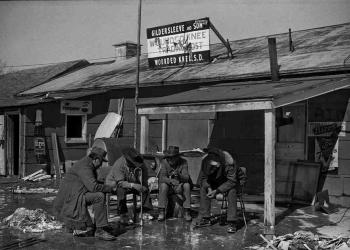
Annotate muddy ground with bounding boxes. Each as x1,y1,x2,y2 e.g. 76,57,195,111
0,178,349,249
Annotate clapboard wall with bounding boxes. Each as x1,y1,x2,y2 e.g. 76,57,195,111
22,84,196,175
308,89,350,206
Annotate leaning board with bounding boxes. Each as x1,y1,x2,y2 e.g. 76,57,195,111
94,112,122,140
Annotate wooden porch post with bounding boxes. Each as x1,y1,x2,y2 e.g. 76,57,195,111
161,114,168,152
264,109,276,238
140,115,149,154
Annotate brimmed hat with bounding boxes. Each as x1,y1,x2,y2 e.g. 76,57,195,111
89,146,108,162
122,147,144,167
163,146,180,157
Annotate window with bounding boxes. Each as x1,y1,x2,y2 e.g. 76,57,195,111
65,114,87,143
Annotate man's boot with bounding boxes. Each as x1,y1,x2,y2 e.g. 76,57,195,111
119,213,133,225
227,222,237,233
94,227,116,241
158,208,165,221
184,208,192,222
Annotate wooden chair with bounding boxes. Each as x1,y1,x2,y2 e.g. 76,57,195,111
106,192,138,222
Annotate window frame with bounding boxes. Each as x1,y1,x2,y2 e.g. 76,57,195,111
64,114,87,144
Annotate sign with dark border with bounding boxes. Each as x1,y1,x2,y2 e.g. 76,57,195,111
147,17,210,68
60,100,92,114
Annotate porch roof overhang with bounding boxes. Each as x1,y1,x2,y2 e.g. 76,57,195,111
138,75,350,114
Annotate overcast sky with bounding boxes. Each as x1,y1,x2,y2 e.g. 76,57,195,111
0,0,350,67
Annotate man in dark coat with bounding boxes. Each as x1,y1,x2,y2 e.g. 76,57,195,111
197,148,238,233
53,146,116,241
105,147,153,224
158,146,192,222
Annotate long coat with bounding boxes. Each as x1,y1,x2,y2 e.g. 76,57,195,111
53,156,112,230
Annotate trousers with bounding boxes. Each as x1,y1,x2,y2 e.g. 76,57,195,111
116,187,153,214
85,192,108,228
199,186,237,222
158,182,191,209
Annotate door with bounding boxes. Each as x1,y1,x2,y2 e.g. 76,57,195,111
6,114,20,175
167,114,209,183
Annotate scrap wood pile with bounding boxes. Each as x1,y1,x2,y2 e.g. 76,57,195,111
2,207,62,233
254,231,350,250
13,187,57,194
22,170,51,182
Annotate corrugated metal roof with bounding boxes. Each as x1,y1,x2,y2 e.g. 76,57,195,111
0,60,89,107
138,75,350,110
20,22,350,96
12,89,107,107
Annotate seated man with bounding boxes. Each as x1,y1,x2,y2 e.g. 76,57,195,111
105,147,153,224
158,146,192,222
53,146,116,241
197,148,238,233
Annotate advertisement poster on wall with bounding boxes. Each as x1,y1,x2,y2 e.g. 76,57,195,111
309,122,345,171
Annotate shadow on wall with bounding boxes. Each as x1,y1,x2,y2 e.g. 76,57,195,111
208,110,265,195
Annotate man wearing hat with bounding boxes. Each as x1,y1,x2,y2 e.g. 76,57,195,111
197,148,238,233
158,146,192,222
53,146,117,241
105,147,153,224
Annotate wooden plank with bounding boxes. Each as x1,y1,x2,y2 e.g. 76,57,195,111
140,115,149,154
0,115,5,175
20,110,26,178
138,101,273,115
162,116,167,152
276,142,304,160
22,169,44,181
268,37,279,81
264,109,276,237
51,133,61,179
168,112,216,120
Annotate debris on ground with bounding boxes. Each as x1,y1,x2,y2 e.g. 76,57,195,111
22,170,51,182
13,187,57,194
42,196,56,202
2,207,62,233
250,231,350,250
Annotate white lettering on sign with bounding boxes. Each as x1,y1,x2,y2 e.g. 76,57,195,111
147,29,209,59
147,17,210,68
151,25,185,37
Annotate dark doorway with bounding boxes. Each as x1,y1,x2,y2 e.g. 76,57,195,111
6,114,20,175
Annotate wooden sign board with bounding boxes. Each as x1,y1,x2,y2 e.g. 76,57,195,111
61,100,92,114
147,17,210,68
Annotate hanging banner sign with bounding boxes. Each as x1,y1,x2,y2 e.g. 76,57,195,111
60,100,92,114
147,17,210,68
308,122,346,137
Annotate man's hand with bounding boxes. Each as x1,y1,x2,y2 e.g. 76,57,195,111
170,179,180,186
172,170,179,178
131,183,147,193
207,189,217,199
